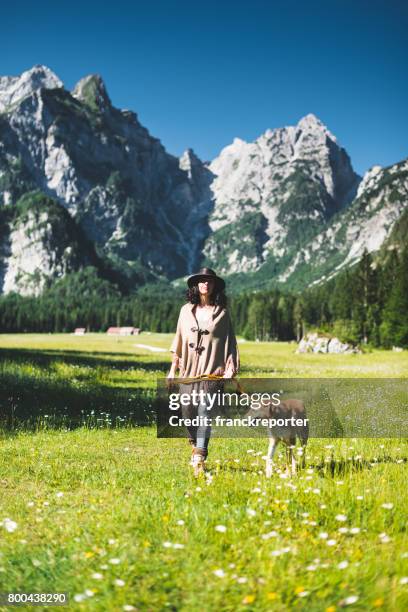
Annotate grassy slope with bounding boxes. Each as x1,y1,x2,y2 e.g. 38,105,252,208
0,334,407,611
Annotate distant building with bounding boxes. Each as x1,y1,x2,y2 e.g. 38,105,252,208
74,328,86,335
107,327,140,336
119,327,141,336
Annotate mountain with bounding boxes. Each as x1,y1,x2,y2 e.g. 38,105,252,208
217,157,408,293
203,113,360,275
0,65,212,290
0,64,406,297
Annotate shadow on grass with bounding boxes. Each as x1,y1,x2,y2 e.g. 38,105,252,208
0,347,164,436
0,347,169,371
211,455,407,477
315,454,407,477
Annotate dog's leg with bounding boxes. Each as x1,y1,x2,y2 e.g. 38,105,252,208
300,440,307,470
291,446,297,476
285,444,297,476
266,436,277,478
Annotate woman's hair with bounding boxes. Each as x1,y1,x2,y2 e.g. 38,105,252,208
186,283,227,308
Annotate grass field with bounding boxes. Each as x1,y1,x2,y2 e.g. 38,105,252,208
0,334,407,611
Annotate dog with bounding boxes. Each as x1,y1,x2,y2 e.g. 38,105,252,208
245,398,309,477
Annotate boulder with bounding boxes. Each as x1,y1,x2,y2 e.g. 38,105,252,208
296,332,361,354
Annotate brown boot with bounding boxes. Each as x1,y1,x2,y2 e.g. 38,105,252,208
191,449,206,477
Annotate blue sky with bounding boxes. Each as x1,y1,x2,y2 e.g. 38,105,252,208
2,0,407,175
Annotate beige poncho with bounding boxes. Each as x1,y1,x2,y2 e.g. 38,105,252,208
170,302,240,378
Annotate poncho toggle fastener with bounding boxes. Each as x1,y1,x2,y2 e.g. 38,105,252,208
189,327,209,354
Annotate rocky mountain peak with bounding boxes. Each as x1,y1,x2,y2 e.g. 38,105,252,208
179,148,202,174
0,64,63,113
297,112,326,130
356,165,383,198
71,74,112,112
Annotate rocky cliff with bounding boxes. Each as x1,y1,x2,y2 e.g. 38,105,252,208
0,65,406,296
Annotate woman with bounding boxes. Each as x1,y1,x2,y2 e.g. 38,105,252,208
167,267,240,475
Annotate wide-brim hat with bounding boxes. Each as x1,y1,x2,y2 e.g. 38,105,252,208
187,267,225,291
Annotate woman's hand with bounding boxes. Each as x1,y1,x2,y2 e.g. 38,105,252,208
223,363,236,379
166,353,180,388
166,366,177,389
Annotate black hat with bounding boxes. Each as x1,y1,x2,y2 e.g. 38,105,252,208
187,267,225,291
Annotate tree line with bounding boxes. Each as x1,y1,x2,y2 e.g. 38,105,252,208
0,246,407,347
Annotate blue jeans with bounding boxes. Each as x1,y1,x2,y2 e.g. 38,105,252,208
180,379,224,458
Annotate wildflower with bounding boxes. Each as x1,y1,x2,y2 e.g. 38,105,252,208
237,577,248,583
242,595,255,604
373,598,384,607
399,577,408,585
91,573,103,580
2,518,17,532
173,543,184,549
205,472,213,485
114,579,125,587
327,539,337,546
339,595,359,605
335,514,347,522
338,527,349,534
350,527,360,534
379,533,391,543
123,606,136,611
213,569,226,578
109,558,121,564
74,594,86,602
215,525,227,533
381,503,393,510
318,532,329,539
56,492,64,498
338,561,349,569
177,519,185,526
267,592,277,600
261,531,278,540
247,508,256,517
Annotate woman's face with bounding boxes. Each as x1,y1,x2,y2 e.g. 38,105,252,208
197,277,214,296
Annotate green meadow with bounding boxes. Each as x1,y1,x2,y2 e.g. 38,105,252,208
0,334,407,611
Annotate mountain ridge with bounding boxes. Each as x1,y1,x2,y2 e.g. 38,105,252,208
0,65,406,296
